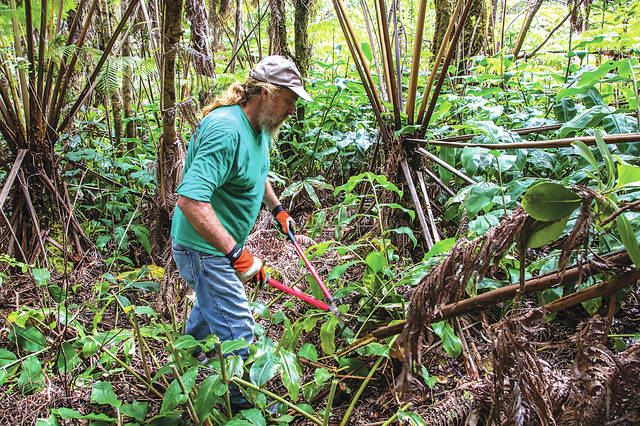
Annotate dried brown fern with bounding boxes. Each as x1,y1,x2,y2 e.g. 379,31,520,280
398,207,529,392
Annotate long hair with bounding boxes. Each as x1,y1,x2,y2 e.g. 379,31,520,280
201,77,282,117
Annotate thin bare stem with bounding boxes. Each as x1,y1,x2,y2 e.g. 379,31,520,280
406,0,428,124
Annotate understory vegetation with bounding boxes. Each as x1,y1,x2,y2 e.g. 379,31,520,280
1,0,639,424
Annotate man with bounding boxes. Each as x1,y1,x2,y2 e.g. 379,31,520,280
170,56,312,408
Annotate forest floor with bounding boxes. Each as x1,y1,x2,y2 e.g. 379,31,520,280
1,212,639,424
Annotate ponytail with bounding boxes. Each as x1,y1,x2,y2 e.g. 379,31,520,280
201,77,283,118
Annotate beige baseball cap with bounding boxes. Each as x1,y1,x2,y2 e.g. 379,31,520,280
249,55,313,102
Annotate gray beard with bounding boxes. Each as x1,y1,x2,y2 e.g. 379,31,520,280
257,98,286,138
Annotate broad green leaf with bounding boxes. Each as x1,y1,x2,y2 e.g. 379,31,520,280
91,381,121,407
595,130,616,189
278,348,302,401
172,334,200,349
194,375,220,421
557,106,607,138
572,141,599,172
298,343,318,362
120,400,149,422
423,237,456,260
12,326,47,352
360,42,373,62
314,368,332,385
17,355,44,393
240,408,266,426
134,306,156,316
420,365,437,389
577,60,620,86
521,182,581,221
56,342,80,372
221,338,248,354
33,268,50,287
226,355,244,378
602,113,636,135
461,146,487,176
432,321,461,358
0,348,18,386
250,351,279,386
132,225,152,256
438,147,455,183
386,227,418,248
304,182,322,208
160,378,185,415
181,366,199,393
51,408,116,421
465,183,500,219
553,98,578,122
327,260,360,281
320,315,338,355
578,86,605,107
36,415,62,426
526,215,570,248
365,251,386,273
616,163,640,188
616,214,640,266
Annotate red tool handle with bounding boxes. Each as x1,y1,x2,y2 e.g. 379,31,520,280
267,278,328,311
287,229,334,301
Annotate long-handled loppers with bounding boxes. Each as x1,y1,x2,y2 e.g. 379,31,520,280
265,229,339,314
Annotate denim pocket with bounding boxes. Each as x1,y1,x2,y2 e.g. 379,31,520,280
173,244,196,286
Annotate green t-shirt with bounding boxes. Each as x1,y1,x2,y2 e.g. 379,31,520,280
171,104,271,255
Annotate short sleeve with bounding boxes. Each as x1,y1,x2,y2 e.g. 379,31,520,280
176,124,238,202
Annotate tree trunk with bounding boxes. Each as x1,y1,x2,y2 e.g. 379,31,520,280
185,0,215,76
229,0,243,73
293,0,312,78
97,0,124,152
121,0,136,150
463,0,488,57
269,0,291,57
154,0,185,260
432,0,454,56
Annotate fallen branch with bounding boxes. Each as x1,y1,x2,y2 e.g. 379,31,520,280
340,250,632,354
407,132,640,150
435,123,562,142
400,158,434,248
545,269,640,313
416,147,475,184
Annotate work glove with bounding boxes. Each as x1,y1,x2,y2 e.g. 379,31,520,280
226,245,266,284
272,205,296,236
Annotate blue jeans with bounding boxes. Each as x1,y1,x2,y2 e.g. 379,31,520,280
172,241,254,405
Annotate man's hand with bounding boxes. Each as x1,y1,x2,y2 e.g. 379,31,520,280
272,205,296,236
226,245,266,284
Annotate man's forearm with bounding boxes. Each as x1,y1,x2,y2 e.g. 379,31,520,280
264,180,281,212
177,195,237,254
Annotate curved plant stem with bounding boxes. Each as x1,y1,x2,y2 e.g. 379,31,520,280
339,355,385,426
381,402,412,426
323,379,339,426
88,335,163,398
216,342,233,420
170,364,200,425
231,376,324,425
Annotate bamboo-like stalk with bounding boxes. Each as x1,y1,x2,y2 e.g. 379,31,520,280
339,356,385,426
400,158,434,248
406,0,428,124
36,0,48,105
49,0,99,129
416,147,475,184
216,342,233,419
407,132,640,150
374,0,394,107
9,0,30,131
170,365,201,425
347,251,632,346
88,335,163,398
419,0,476,137
423,165,456,197
323,379,339,426
417,171,441,243
58,0,140,133
436,123,562,142
376,0,401,128
416,0,465,124
359,0,388,102
232,376,324,425
512,0,544,58
391,0,402,111
332,0,385,129
518,7,571,59
333,0,384,115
